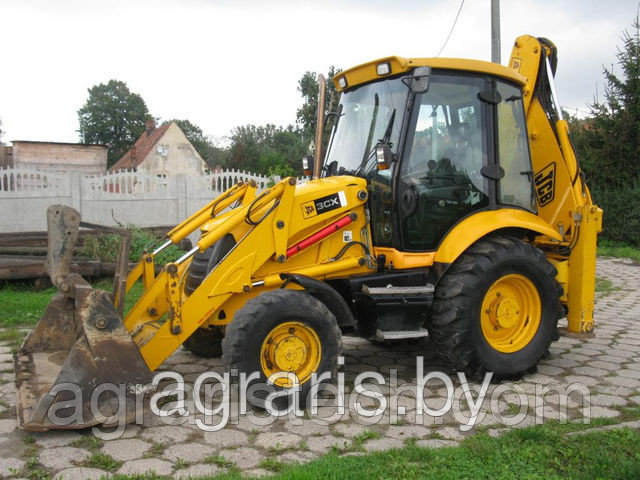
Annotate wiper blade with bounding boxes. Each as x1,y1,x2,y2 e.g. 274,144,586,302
361,93,380,165
381,109,396,144
355,107,397,176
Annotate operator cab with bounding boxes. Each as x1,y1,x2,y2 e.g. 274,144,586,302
324,58,536,254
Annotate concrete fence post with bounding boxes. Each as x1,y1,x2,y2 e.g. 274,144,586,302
176,173,187,224
70,171,82,213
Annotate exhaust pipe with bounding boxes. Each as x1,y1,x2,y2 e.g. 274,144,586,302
313,74,327,179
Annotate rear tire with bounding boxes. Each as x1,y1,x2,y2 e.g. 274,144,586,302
428,235,562,377
183,234,235,358
222,289,342,409
183,326,224,358
184,234,235,296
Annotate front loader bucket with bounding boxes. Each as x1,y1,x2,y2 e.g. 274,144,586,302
14,205,152,431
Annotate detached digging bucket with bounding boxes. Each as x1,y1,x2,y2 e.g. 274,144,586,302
14,205,152,431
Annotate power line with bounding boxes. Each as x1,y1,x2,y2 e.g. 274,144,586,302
561,105,592,116
436,0,465,57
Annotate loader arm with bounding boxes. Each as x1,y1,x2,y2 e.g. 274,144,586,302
123,180,255,298
509,35,603,333
124,176,372,370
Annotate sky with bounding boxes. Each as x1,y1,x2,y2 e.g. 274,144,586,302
0,0,637,144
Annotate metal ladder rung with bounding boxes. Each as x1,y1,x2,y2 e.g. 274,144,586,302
363,284,434,295
375,328,429,341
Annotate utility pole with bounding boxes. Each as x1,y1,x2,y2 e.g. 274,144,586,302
491,0,501,64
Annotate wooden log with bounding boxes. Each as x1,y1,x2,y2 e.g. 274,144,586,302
0,226,175,249
0,256,122,281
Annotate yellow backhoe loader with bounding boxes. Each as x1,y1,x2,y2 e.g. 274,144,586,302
15,35,602,430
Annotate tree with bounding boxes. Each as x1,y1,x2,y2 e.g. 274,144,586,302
570,16,640,245
228,124,266,172
77,80,151,167
296,66,342,144
204,142,232,170
228,124,306,175
573,17,640,189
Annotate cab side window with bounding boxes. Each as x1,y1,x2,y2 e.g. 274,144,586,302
496,82,536,211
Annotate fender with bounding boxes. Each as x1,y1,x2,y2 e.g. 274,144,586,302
281,273,356,328
434,208,562,266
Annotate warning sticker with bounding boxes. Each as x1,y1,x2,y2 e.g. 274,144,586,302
301,191,347,219
343,230,353,243
510,57,522,72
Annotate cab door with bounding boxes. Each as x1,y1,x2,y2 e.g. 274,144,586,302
397,73,491,251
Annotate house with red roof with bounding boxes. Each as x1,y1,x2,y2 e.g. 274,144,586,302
109,120,207,176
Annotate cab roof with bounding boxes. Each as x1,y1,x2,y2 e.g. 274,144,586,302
333,56,527,92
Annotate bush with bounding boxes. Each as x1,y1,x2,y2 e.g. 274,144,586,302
591,183,640,247
79,226,184,265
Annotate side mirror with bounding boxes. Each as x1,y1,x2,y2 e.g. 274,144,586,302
375,144,392,171
402,66,431,94
302,155,314,176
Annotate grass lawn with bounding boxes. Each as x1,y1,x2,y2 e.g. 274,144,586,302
597,240,640,262
0,278,144,328
0,278,144,350
242,426,640,480
0,283,58,327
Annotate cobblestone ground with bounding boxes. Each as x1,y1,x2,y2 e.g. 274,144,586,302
0,257,639,479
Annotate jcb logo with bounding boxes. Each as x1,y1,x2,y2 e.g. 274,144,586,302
301,202,317,219
534,162,556,207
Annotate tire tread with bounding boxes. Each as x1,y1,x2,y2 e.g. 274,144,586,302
429,235,562,376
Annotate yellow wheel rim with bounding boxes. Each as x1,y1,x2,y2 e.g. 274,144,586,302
480,274,541,353
260,321,321,387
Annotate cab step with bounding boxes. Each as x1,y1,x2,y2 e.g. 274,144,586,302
375,328,430,341
363,284,434,295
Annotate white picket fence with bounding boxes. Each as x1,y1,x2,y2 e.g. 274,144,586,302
0,167,297,233
0,168,70,197
80,169,274,199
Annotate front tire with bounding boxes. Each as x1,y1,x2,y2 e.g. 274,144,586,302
222,289,342,408
429,235,562,377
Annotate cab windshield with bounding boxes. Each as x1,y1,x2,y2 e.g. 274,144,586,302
324,77,408,177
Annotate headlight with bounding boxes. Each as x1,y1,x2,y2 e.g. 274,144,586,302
376,62,391,76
